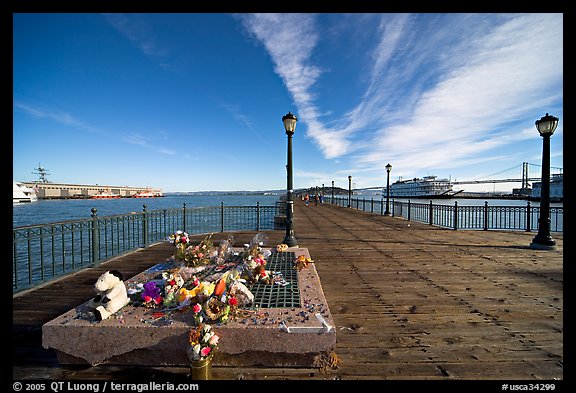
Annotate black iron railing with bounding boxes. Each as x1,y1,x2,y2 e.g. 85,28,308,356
13,203,281,293
331,197,563,233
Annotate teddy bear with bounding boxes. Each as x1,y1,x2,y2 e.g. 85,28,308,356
88,270,130,321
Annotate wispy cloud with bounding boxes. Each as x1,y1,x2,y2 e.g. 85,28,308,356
239,13,352,159
14,100,176,156
103,14,168,63
13,101,93,130
239,13,562,186
13,101,91,130
353,13,562,179
217,102,264,141
121,132,175,155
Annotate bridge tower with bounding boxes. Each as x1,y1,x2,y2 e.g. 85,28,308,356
522,162,529,189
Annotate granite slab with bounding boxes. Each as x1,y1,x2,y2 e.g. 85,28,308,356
42,247,336,367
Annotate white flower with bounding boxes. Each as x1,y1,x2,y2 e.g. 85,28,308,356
203,332,213,343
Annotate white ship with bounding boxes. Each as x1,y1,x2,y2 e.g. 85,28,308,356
13,181,38,203
389,175,462,198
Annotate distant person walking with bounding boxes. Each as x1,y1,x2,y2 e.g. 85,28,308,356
314,194,319,207
304,194,310,207
319,194,324,206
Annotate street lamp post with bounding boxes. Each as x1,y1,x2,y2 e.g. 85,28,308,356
348,175,352,208
385,163,392,215
530,113,558,250
282,111,298,247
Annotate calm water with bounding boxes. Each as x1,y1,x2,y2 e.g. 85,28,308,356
13,194,282,228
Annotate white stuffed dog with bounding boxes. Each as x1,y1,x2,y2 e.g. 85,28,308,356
88,270,130,321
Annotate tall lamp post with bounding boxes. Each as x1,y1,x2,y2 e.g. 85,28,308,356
282,111,298,247
530,113,558,250
348,175,352,208
385,163,392,215
331,180,334,204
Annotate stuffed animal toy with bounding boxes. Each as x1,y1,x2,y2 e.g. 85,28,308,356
88,270,130,321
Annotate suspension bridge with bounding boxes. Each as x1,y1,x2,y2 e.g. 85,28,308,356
450,162,563,187
351,162,563,192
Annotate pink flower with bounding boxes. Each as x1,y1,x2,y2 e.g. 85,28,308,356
209,334,219,346
198,253,204,258
200,346,211,357
193,303,202,314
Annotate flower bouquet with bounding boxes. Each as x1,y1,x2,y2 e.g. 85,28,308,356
187,304,220,380
167,230,190,261
183,234,214,267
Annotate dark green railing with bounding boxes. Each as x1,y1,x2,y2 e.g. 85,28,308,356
330,196,563,233
13,203,281,293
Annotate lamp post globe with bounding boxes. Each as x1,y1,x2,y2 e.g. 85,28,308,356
385,163,392,216
282,111,298,247
530,113,558,250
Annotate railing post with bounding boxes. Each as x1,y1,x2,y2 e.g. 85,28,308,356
453,201,458,230
91,208,99,265
429,200,433,225
221,202,225,232
408,200,411,221
484,201,488,231
371,198,374,213
526,201,531,232
182,203,187,233
256,202,261,231
380,199,384,215
142,204,148,246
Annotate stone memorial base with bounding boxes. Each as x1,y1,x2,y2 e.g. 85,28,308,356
42,248,336,367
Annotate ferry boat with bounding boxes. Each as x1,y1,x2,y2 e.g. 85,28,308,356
13,181,38,203
529,173,563,202
91,188,121,199
132,187,163,198
389,175,462,198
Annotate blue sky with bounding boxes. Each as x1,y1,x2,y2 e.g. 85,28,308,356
13,13,563,193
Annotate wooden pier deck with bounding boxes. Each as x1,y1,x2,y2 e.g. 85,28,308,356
13,199,563,382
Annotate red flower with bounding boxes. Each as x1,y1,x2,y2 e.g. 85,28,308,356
200,347,211,357
228,297,238,306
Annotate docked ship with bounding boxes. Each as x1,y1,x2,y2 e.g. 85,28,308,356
132,187,163,198
91,187,121,199
388,175,463,198
13,181,38,203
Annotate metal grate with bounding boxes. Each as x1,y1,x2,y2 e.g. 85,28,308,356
249,251,300,309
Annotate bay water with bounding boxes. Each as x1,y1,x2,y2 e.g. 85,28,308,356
13,194,282,228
